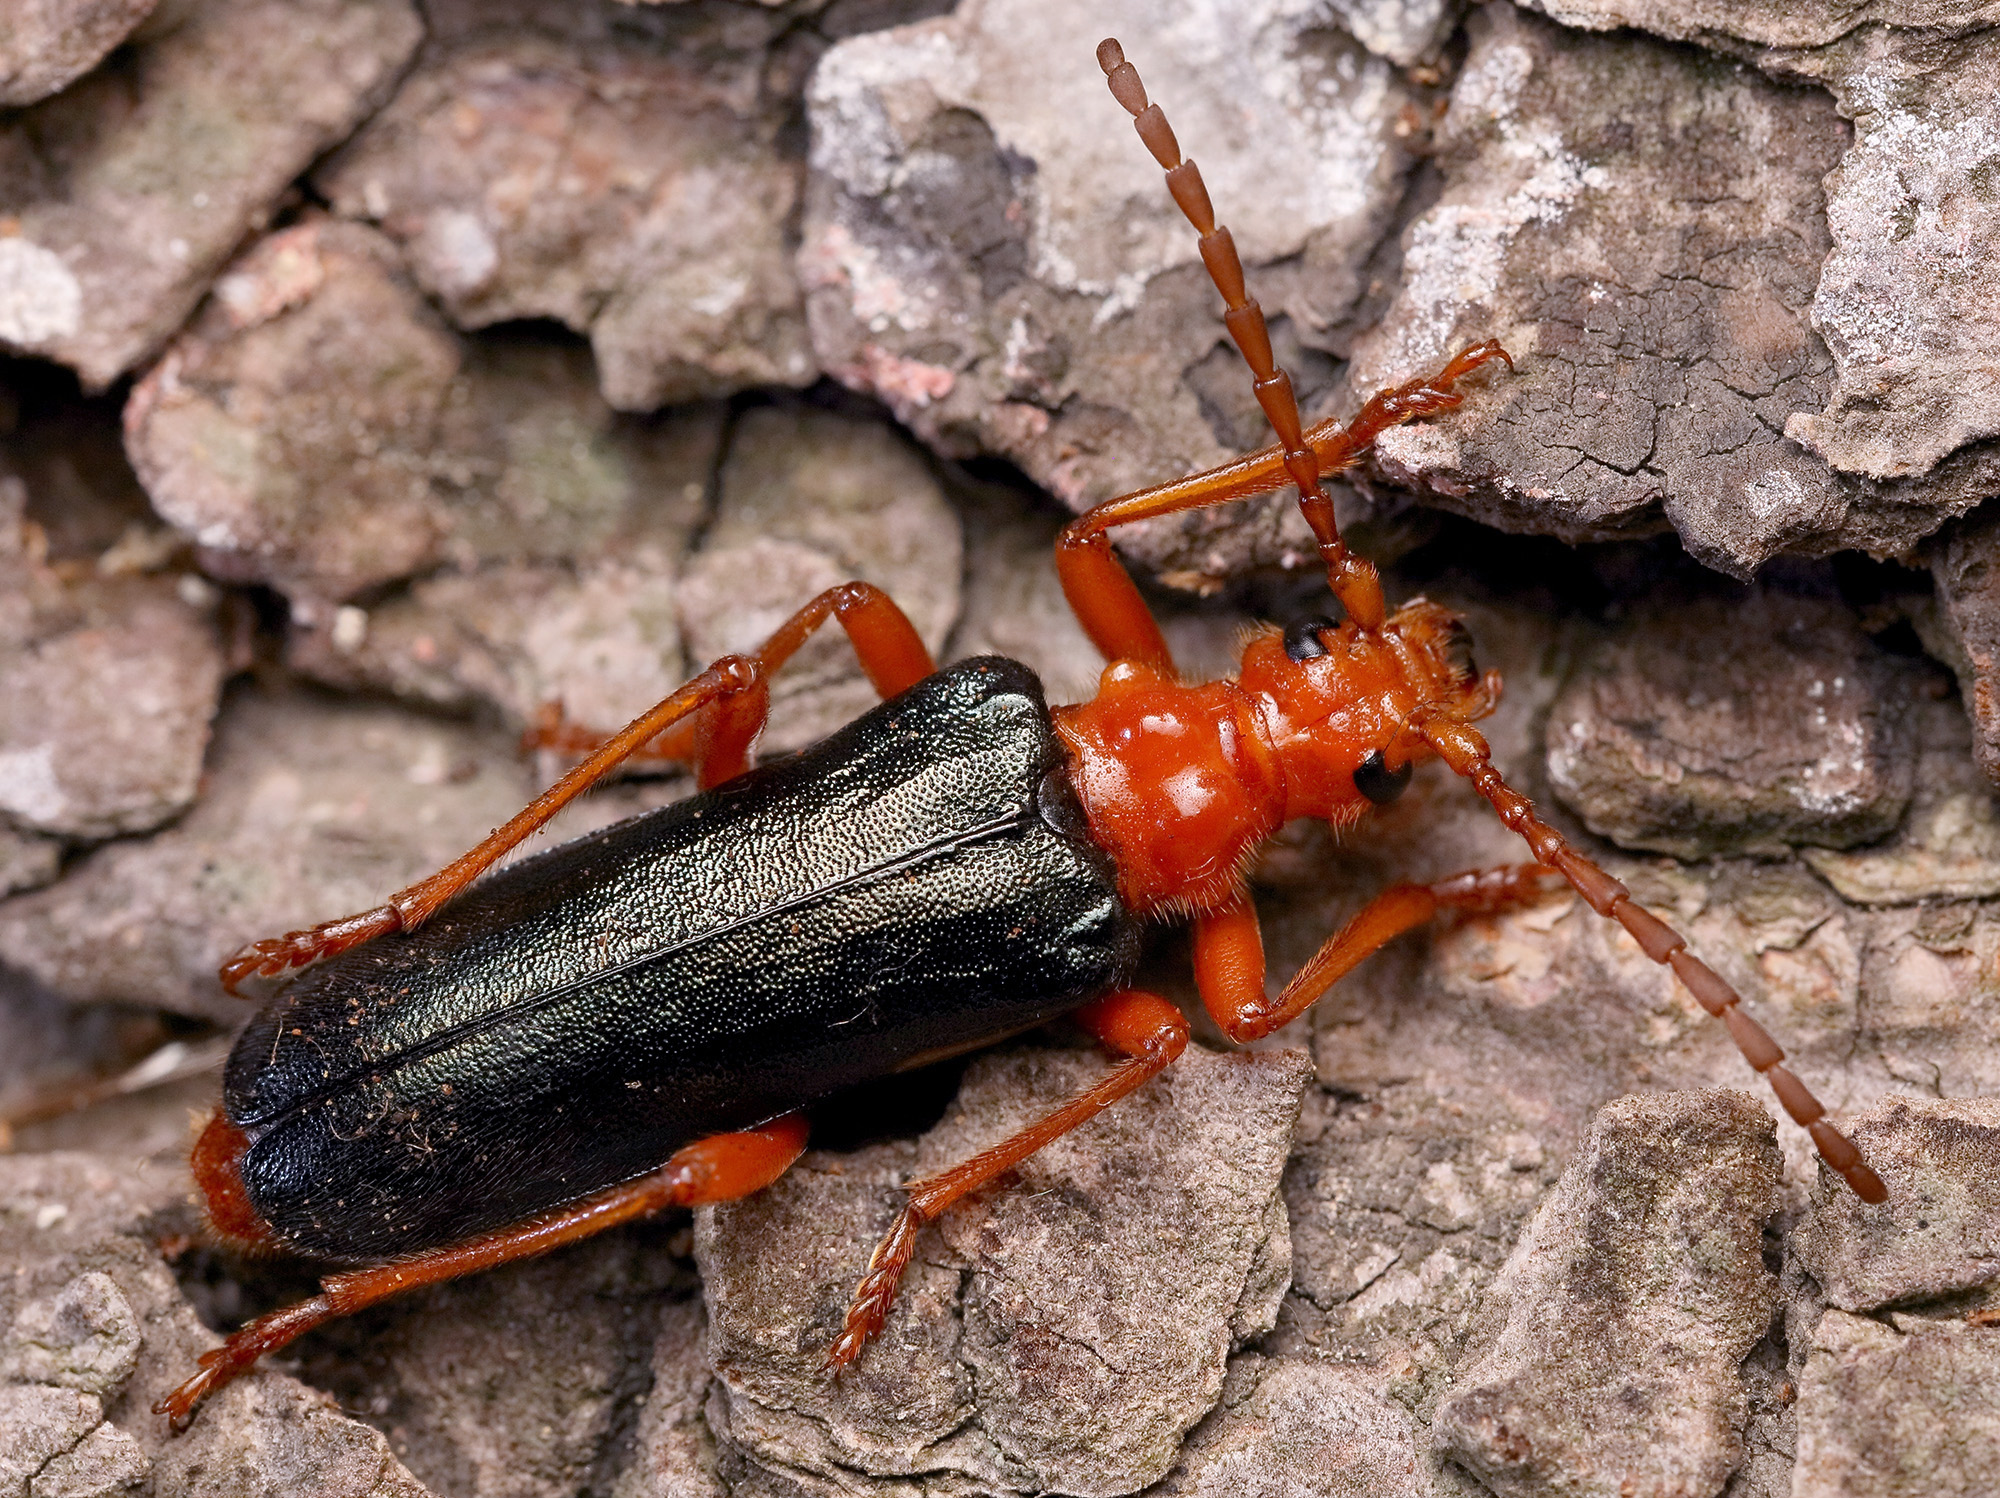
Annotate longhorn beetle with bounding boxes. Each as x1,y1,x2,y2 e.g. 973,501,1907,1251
159,37,1885,1426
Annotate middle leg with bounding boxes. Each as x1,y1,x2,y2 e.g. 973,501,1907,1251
826,988,1190,1371
224,583,933,993
529,579,934,787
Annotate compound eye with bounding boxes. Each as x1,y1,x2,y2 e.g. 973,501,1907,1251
1354,749,1413,805
1445,620,1478,684
1283,615,1341,663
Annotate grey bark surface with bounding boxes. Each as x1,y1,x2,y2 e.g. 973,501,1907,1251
1431,1093,1781,1498
0,1152,432,1498
1545,590,1915,860
1928,509,2000,790
0,0,423,388
3,0,2000,1495
1345,4,2000,577
316,10,816,410
0,0,158,107
0,484,224,844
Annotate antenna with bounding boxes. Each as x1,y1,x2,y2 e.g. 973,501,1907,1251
1096,37,1385,631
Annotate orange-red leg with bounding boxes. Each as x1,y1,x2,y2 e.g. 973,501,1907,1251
156,1114,810,1428
1321,341,1516,469
1054,340,1512,672
221,659,760,992
224,583,932,994
1053,397,1511,676
1193,865,1561,1045
1418,716,1888,1204
825,989,1189,1372
525,580,931,787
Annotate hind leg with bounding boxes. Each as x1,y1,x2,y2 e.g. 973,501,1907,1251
158,1114,810,1428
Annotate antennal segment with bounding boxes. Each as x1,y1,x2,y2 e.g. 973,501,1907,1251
1096,38,1386,631
1419,714,1889,1204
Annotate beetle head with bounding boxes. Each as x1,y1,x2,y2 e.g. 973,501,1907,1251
1236,596,1500,827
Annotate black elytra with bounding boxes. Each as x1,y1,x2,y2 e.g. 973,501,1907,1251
1353,748,1413,805
223,659,1140,1261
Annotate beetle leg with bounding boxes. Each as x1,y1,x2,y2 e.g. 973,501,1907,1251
221,659,757,992
1054,334,1509,671
221,584,934,994
524,580,933,788
826,989,1189,1373
1316,340,1515,473
672,579,932,789
1193,866,1562,1044
155,1114,809,1429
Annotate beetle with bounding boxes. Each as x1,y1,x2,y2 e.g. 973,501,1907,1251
158,37,1886,1426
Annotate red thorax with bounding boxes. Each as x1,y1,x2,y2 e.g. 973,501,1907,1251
1052,599,1491,916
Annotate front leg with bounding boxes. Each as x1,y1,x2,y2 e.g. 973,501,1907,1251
1316,340,1515,470
1193,865,1561,1043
